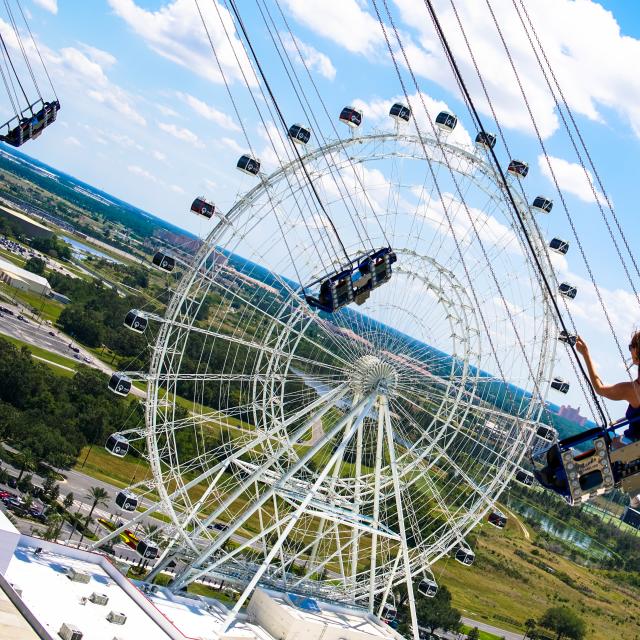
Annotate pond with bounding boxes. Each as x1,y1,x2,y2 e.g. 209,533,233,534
60,234,123,264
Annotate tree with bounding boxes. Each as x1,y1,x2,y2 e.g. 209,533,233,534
15,450,36,482
85,486,109,520
24,256,46,275
415,585,461,635
524,617,537,639
63,493,74,510
467,627,480,640
539,606,586,640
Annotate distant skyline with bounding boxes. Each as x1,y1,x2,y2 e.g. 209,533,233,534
3,0,640,422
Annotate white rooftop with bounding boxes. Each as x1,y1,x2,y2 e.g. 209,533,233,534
0,255,51,289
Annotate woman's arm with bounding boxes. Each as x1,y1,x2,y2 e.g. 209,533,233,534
575,336,636,402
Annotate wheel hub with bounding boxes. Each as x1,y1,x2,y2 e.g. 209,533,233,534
347,354,398,396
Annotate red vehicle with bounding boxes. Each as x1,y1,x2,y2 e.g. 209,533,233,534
120,529,140,551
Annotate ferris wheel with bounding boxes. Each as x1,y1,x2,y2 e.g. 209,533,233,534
94,105,563,626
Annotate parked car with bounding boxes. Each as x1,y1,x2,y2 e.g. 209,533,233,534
48,331,55,337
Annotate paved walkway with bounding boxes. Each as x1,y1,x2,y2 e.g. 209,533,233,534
461,616,523,640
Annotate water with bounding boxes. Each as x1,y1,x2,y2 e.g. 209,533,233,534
60,234,122,264
508,497,613,559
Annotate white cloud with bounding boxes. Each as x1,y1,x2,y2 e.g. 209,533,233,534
152,150,167,162
169,184,185,194
128,164,158,182
219,136,244,155
159,122,204,147
78,43,117,68
177,92,239,131
107,0,255,85
352,92,473,147
33,0,57,14
157,104,179,117
537,155,605,205
88,88,146,126
281,33,336,81
64,136,82,147
280,0,382,55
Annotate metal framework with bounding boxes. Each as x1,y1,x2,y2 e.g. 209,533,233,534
93,129,559,637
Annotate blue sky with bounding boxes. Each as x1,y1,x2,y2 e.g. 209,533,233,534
5,0,640,420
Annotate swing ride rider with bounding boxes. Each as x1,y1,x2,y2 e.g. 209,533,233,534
575,331,640,506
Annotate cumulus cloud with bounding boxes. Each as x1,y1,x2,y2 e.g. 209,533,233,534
159,122,204,147
280,0,382,55
157,104,179,117
107,0,255,85
78,43,117,68
88,88,146,126
170,184,185,194
152,150,167,162
537,155,605,205
33,0,57,14
281,33,336,81
219,136,245,155
64,136,82,147
177,92,240,131
128,164,158,182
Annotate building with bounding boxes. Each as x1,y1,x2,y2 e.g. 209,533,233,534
0,205,53,240
0,513,403,640
0,257,51,296
557,404,587,426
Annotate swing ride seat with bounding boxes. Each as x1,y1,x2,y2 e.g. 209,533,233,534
532,420,640,505
305,247,397,313
0,99,60,147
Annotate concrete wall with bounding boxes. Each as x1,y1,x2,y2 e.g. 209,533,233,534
0,510,20,575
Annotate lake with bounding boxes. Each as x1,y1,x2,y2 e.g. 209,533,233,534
61,234,123,264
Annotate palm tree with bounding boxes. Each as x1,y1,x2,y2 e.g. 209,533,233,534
524,618,537,639
85,486,109,520
15,450,36,482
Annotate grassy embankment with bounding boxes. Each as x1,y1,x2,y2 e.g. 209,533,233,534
436,513,639,639
0,334,78,377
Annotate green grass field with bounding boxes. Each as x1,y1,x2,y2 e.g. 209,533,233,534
0,280,64,322
0,334,78,375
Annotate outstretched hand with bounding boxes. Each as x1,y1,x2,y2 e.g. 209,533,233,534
575,336,588,357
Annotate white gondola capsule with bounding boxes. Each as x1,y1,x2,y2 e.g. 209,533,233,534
475,131,496,149
124,309,148,333
536,424,557,441
152,251,175,272
115,490,138,511
558,330,577,346
190,197,216,219
549,238,569,255
380,602,397,623
288,123,311,145
417,577,438,598
105,433,129,458
514,469,534,486
454,545,475,566
551,377,569,393
507,159,529,178
389,102,411,123
488,511,507,529
108,373,131,397
136,539,159,559
237,154,260,176
339,106,363,128
435,110,457,132
558,282,577,299
531,196,553,213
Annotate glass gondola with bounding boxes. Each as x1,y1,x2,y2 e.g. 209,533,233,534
115,490,138,511
514,468,534,486
389,102,411,123
558,330,577,346
435,110,457,132
237,154,260,176
549,238,569,255
105,433,129,458
191,197,216,219
475,131,496,150
532,419,640,505
136,539,159,559
488,511,507,529
380,602,397,623
531,196,553,214
339,106,363,128
454,544,475,566
288,123,311,145
304,247,397,313
507,159,529,178
558,282,577,299
551,377,569,394
124,309,148,333
108,373,131,397
0,99,60,147
152,251,175,272
417,576,438,598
